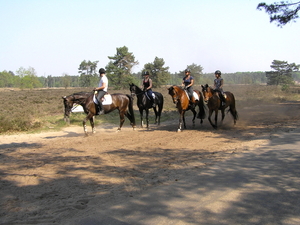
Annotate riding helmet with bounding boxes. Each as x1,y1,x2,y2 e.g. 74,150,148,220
185,69,191,73
99,68,106,74
143,71,150,76
215,70,221,75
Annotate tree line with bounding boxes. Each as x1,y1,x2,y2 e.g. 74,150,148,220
1,46,299,89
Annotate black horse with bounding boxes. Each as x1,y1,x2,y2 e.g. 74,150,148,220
62,91,136,135
129,83,164,128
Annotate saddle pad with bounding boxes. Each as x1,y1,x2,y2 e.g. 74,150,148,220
185,91,199,101
193,91,199,101
93,94,112,105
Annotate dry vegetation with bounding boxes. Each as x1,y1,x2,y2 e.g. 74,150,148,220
0,85,299,134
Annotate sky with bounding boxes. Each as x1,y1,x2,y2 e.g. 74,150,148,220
0,0,299,77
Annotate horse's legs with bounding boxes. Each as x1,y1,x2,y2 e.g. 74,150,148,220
83,113,94,136
139,108,144,128
118,110,126,131
208,109,217,129
153,107,158,124
191,108,197,128
220,109,225,126
178,110,186,132
124,111,136,129
157,104,162,126
145,109,150,129
90,116,96,134
214,109,219,128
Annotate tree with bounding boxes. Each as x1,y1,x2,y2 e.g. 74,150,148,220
107,46,139,89
143,57,170,88
266,60,299,85
257,1,300,27
78,60,99,87
62,73,71,89
178,63,204,85
16,67,42,89
0,70,15,87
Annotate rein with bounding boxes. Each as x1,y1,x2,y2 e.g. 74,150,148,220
70,93,92,111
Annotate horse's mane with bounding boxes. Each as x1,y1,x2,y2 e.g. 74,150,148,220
73,91,92,96
131,83,143,92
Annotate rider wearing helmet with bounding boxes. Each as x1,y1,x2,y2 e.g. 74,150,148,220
94,68,108,115
142,71,155,107
182,68,194,105
213,70,226,106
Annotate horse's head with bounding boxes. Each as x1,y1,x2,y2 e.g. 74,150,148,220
62,95,75,119
168,85,181,104
201,84,214,103
129,83,137,98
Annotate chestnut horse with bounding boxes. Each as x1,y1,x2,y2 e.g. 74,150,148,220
201,84,238,129
168,85,206,132
129,83,164,128
62,92,136,135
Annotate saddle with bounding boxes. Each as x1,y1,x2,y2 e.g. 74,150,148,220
145,92,155,100
93,94,112,105
184,90,199,101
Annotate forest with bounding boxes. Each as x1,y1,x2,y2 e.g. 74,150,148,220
1,47,299,90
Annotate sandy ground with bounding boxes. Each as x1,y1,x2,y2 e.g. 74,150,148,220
1,101,300,224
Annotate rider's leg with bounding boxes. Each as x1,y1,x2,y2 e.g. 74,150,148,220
97,91,106,114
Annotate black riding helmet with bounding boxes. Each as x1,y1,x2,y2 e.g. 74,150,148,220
185,69,191,73
143,71,150,76
99,68,106,74
215,70,221,75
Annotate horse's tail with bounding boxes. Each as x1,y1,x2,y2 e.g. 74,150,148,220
126,94,136,126
228,93,238,121
197,91,206,120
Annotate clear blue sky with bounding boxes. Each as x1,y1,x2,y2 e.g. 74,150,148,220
0,0,299,76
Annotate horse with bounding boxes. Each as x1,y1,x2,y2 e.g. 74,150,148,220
168,85,206,132
201,84,238,129
62,91,136,136
129,83,164,128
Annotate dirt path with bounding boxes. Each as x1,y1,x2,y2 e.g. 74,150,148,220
0,102,300,224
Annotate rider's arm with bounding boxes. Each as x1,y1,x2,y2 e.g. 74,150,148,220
146,79,153,90
187,78,194,88
220,79,224,88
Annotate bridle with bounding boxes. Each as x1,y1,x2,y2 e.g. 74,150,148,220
170,86,181,104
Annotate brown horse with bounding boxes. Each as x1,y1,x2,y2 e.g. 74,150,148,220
62,92,136,135
168,85,206,132
201,84,238,129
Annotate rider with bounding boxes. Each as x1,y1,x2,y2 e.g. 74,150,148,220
94,68,108,115
213,70,226,106
142,71,155,107
182,68,194,105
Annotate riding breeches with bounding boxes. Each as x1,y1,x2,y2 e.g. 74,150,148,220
96,90,106,103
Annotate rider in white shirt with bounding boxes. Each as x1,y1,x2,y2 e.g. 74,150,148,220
93,68,108,114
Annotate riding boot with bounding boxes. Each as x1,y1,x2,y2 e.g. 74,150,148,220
221,94,226,106
98,102,105,115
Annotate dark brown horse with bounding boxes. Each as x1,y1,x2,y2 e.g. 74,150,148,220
168,85,206,132
129,83,164,128
201,84,238,129
62,91,136,135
